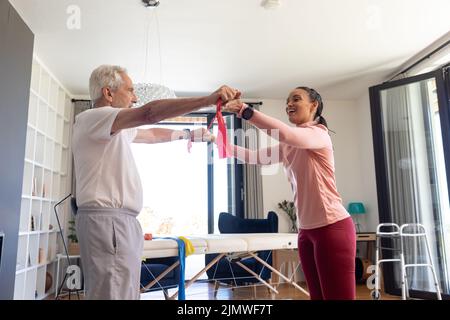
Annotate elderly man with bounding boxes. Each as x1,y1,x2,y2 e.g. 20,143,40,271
72,65,239,300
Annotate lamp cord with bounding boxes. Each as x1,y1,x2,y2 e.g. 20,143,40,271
54,194,72,267
53,194,79,299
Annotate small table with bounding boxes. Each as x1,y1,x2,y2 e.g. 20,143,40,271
356,232,376,262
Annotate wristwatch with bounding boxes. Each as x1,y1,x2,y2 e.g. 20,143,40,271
241,107,254,120
182,129,191,140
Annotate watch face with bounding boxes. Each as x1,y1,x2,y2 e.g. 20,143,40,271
242,107,254,120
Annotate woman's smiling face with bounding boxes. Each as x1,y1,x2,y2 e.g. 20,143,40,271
285,88,318,125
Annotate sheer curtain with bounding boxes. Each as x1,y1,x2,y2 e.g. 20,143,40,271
383,84,437,291
241,106,264,219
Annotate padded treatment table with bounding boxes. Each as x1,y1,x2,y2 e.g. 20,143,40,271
141,233,309,299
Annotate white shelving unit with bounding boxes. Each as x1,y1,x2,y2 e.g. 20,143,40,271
14,56,74,300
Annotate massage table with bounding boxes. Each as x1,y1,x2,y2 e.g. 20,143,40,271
141,233,309,299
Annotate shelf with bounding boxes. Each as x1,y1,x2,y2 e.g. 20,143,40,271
39,69,50,104
15,258,57,275
25,126,35,161
15,56,74,300
30,62,40,93
29,92,38,123
22,195,55,202
16,269,26,275
16,264,36,274
19,198,31,233
19,229,62,236
22,162,33,197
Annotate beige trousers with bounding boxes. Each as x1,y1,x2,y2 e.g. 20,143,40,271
75,207,143,300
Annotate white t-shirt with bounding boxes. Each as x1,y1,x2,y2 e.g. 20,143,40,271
72,106,143,213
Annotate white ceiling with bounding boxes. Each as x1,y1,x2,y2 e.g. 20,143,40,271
9,0,450,100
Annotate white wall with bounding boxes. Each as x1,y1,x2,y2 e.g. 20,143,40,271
355,92,380,232
258,97,379,232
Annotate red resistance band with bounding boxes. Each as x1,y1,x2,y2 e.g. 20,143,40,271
208,99,229,159
187,99,229,159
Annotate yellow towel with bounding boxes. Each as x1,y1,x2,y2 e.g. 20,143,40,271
179,236,195,257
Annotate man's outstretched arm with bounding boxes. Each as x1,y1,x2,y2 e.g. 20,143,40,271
111,86,239,135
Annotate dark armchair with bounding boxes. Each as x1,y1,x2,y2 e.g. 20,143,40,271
205,211,278,292
140,256,180,297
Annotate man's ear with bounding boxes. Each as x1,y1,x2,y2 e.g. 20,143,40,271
102,87,113,102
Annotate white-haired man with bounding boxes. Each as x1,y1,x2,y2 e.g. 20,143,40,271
72,65,239,300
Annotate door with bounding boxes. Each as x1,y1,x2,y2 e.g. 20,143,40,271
369,67,450,298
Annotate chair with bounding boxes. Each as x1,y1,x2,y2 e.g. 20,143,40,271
205,211,278,295
140,256,180,298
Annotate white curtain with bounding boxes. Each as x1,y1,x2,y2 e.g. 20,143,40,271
241,107,264,219
383,83,437,291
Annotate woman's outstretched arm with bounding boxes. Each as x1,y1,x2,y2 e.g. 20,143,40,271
228,144,282,165
225,101,330,149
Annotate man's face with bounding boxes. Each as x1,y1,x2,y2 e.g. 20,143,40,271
110,73,137,108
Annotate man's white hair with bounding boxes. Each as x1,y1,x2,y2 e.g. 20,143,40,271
89,65,127,103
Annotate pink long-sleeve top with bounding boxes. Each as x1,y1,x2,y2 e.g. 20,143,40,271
229,109,350,230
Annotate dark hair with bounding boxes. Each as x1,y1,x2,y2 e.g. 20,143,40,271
295,86,328,128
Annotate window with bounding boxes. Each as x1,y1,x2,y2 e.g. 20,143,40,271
132,115,242,236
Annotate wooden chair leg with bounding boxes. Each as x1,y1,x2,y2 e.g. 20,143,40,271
213,281,220,298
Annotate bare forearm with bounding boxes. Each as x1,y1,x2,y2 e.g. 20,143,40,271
141,97,212,125
134,128,187,144
112,96,213,134
153,128,185,143
230,144,281,165
229,145,257,164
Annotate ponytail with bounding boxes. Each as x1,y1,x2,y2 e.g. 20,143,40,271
317,115,328,128
296,86,333,132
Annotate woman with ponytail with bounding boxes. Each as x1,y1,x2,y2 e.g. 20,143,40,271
221,87,356,300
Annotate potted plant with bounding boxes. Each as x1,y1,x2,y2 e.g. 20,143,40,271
278,200,298,233
68,219,80,255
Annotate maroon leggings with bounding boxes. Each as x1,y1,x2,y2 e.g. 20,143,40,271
298,217,356,300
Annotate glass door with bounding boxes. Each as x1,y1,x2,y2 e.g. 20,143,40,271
132,121,209,235
370,67,450,298
207,114,243,234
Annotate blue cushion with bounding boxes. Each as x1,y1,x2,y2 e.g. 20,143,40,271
140,257,180,292
219,211,278,234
